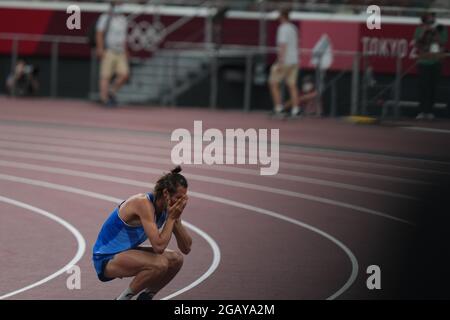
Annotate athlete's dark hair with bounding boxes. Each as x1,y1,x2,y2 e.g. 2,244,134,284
154,166,188,200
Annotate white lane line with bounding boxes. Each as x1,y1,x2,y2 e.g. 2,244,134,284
0,134,172,158
0,196,86,300
189,191,360,301
1,131,449,176
0,127,173,150
0,175,221,301
1,122,449,166
0,150,418,201
161,222,220,301
0,128,282,161
278,162,431,185
402,126,450,134
281,155,450,176
0,160,415,225
0,173,359,300
0,139,432,186
0,130,437,190
282,143,450,166
0,133,414,170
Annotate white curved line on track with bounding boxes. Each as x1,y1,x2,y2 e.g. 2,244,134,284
0,140,432,186
0,196,86,300
0,175,220,301
0,150,418,201
0,173,358,300
0,160,414,225
161,222,220,301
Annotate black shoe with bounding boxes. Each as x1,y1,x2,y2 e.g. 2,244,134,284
107,92,118,108
136,291,154,300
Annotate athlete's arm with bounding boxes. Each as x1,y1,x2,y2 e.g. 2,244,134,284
173,218,192,254
136,199,176,254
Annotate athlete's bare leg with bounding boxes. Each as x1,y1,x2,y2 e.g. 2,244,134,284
103,247,183,296
136,247,184,294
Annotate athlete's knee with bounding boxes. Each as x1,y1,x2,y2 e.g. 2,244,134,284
143,255,169,274
166,251,184,270
156,256,169,273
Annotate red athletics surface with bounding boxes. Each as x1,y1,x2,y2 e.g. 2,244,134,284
0,97,449,300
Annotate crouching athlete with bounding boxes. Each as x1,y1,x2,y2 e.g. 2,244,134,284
92,166,191,300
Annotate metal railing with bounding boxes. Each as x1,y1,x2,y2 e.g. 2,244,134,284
160,43,450,118
362,52,450,119
0,33,90,98
161,42,360,113
3,32,447,119
15,0,450,16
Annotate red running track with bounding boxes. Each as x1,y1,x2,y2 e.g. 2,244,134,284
1,97,450,300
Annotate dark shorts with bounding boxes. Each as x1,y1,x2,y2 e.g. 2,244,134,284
92,253,116,282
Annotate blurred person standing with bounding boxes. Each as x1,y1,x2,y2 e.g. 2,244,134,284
269,8,300,117
414,12,448,120
96,1,129,107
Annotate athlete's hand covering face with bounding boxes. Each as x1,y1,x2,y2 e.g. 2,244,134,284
167,195,188,220
163,187,188,219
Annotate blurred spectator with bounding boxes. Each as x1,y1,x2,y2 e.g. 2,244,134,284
96,1,129,107
285,75,322,117
5,59,39,97
414,12,448,120
269,8,300,117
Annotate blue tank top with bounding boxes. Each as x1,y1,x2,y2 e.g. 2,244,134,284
93,192,167,255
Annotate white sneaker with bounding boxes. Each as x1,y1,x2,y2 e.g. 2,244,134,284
426,113,435,120
275,105,284,114
291,106,301,117
416,112,426,120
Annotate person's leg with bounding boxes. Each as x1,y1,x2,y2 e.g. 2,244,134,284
287,85,299,115
269,82,282,111
111,53,129,96
128,260,168,295
103,249,169,299
99,51,114,104
268,64,284,113
99,78,110,103
423,65,434,115
111,74,128,95
286,66,299,116
135,247,184,298
417,64,428,118
427,63,442,117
